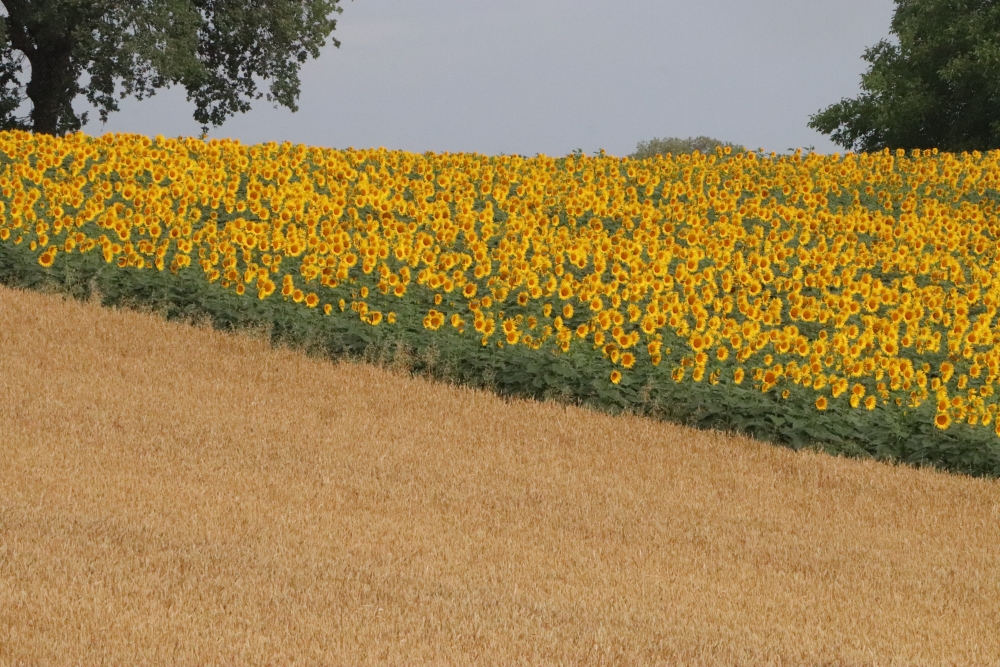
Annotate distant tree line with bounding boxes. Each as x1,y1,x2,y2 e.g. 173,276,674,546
628,136,746,160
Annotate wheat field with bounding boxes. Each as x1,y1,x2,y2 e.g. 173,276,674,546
1,283,999,666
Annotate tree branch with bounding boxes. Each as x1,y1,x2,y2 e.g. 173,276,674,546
1,0,36,58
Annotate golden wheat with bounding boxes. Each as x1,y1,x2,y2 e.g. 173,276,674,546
1,284,999,666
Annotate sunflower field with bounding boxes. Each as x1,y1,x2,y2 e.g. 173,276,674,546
3,129,1000,477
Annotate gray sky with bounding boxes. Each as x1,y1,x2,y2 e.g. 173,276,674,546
78,0,897,157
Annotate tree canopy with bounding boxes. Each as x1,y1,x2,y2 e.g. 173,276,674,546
629,136,746,160
0,0,347,136
808,0,1000,153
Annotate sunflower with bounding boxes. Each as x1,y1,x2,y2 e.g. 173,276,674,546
815,396,828,410
610,370,622,384
423,309,445,331
621,352,636,369
935,412,951,430
940,361,955,383
305,292,319,308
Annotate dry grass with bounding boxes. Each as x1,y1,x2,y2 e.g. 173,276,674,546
1,284,999,667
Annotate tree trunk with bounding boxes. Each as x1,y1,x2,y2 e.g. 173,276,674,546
25,40,75,135
3,2,76,136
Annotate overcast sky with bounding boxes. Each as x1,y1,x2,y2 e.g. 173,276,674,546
77,0,897,157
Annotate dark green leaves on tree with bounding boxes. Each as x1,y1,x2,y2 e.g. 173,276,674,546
809,0,1000,153
0,0,347,136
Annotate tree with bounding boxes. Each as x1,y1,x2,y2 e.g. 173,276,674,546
808,0,1000,153
0,0,348,136
629,135,745,160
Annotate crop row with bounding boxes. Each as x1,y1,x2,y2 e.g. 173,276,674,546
2,130,1000,476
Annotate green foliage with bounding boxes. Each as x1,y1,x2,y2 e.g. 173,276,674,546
808,0,1000,153
629,136,746,160
0,0,347,135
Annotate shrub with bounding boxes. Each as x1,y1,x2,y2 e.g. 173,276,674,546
629,135,746,160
